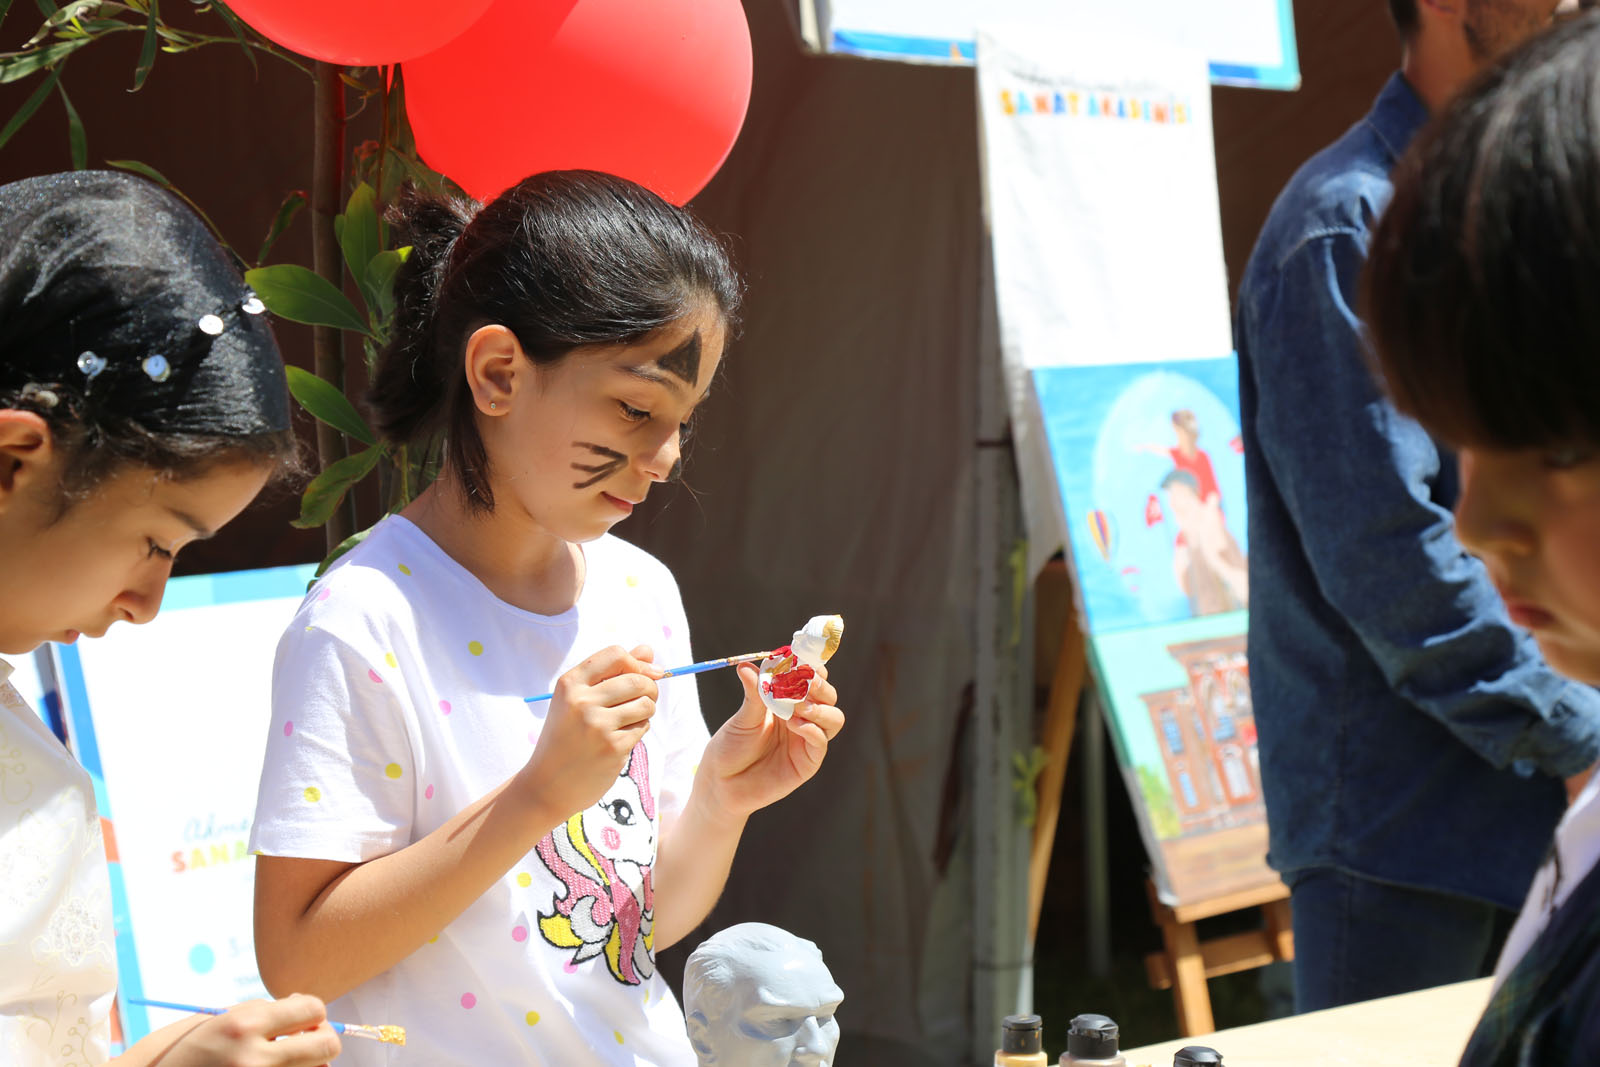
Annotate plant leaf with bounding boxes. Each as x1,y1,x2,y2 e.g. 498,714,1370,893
256,188,306,265
25,0,102,45
245,264,374,337
132,0,157,90
283,365,376,446
208,0,258,75
57,78,84,168
0,35,90,82
339,182,380,303
105,156,167,184
0,61,60,149
313,525,373,579
292,445,382,530
362,245,410,326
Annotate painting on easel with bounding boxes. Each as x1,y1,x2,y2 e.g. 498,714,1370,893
1035,357,1275,906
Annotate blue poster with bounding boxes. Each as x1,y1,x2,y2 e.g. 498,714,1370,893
1035,357,1249,635
53,564,315,1046
811,0,1301,91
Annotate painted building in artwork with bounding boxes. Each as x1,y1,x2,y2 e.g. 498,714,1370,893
1142,634,1262,835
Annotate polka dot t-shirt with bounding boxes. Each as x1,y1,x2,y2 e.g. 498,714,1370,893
250,516,708,1066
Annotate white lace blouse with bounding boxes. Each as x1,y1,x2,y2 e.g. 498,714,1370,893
0,657,116,1065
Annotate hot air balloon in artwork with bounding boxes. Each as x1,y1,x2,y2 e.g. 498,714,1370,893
1087,509,1116,563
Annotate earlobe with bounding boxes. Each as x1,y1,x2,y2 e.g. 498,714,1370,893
462,324,524,415
0,409,54,502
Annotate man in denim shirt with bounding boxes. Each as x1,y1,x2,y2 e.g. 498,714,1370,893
1235,0,1600,1012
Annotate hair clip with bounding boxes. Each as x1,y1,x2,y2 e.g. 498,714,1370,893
142,354,171,382
77,351,107,380
196,291,266,339
21,384,60,409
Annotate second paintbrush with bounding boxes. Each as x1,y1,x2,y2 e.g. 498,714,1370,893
523,650,776,704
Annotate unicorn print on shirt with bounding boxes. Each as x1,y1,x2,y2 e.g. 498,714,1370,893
535,742,657,985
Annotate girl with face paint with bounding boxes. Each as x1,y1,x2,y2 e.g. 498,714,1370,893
249,171,846,1066
0,171,339,1066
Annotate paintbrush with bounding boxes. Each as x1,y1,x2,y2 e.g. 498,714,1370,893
524,649,776,704
126,998,405,1046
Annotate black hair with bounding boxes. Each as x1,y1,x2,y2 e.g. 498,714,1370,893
369,170,743,512
1388,0,1419,36
1363,11,1600,451
0,171,298,502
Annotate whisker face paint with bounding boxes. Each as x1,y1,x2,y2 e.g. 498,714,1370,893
571,441,626,489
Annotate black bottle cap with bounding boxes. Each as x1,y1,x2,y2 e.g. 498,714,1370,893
1002,1014,1044,1054
1067,1013,1120,1058
1174,1047,1223,1066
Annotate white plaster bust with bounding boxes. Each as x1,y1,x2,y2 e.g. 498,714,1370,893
683,923,844,1066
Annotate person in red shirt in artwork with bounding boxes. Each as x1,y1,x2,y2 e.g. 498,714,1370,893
1167,409,1222,506
1141,409,1248,614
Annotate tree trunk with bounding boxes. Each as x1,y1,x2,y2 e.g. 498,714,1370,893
311,61,355,551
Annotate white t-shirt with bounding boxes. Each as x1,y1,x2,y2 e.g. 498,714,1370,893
1492,771,1600,992
250,517,710,1066
0,658,116,1066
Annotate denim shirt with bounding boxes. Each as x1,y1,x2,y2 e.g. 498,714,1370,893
1235,74,1600,909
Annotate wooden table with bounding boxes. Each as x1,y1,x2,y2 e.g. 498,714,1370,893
1121,977,1492,1066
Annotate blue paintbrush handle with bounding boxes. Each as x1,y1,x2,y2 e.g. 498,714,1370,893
523,650,772,704
127,998,361,1036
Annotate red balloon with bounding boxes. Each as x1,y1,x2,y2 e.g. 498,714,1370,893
226,0,496,66
404,0,753,205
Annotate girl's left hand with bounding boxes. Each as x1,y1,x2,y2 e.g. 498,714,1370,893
697,663,844,818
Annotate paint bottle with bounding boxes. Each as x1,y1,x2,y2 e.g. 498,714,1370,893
994,1013,1049,1066
1059,1013,1126,1066
1172,1046,1223,1066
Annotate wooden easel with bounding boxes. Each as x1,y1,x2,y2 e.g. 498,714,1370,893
1142,878,1293,1035
1028,559,1294,1037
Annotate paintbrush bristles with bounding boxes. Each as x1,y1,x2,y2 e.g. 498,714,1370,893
339,1022,406,1046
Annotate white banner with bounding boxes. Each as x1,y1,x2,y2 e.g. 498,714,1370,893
807,0,1300,89
976,28,1234,576
57,566,314,1044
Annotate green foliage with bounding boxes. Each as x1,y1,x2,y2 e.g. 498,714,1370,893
1137,764,1182,839
257,189,307,266
283,366,375,447
1012,745,1051,829
292,445,383,529
245,264,374,337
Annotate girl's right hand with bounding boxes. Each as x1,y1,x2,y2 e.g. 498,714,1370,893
523,645,662,818
163,995,341,1066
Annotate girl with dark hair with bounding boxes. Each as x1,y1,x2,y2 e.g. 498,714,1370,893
1364,11,1600,1063
0,171,338,1065
249,171,845,1065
